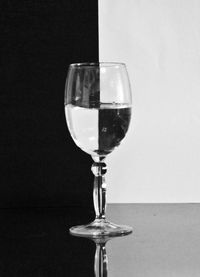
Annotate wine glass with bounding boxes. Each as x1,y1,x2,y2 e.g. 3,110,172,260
64,62,132,237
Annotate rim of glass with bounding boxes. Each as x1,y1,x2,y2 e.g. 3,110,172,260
69,62,126,68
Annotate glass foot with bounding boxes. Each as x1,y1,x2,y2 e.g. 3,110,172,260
69,219,133,238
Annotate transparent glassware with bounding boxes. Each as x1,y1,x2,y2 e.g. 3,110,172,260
64,62,132,237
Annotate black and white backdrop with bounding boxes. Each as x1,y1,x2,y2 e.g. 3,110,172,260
1,0,200,207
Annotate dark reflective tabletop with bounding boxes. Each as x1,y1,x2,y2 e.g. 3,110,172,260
0,204,200,276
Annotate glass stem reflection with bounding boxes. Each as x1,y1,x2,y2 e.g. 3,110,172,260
91,158,107,220
94,242,108,277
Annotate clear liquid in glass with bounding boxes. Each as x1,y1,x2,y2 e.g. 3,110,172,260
65,103,131,157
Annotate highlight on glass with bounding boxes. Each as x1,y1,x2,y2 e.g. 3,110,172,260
64,62,132,237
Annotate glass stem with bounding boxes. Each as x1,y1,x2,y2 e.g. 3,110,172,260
91,159,107,220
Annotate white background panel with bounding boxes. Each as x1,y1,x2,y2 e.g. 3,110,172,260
99,0,200,202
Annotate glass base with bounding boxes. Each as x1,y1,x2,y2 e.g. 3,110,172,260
69,219,133,238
